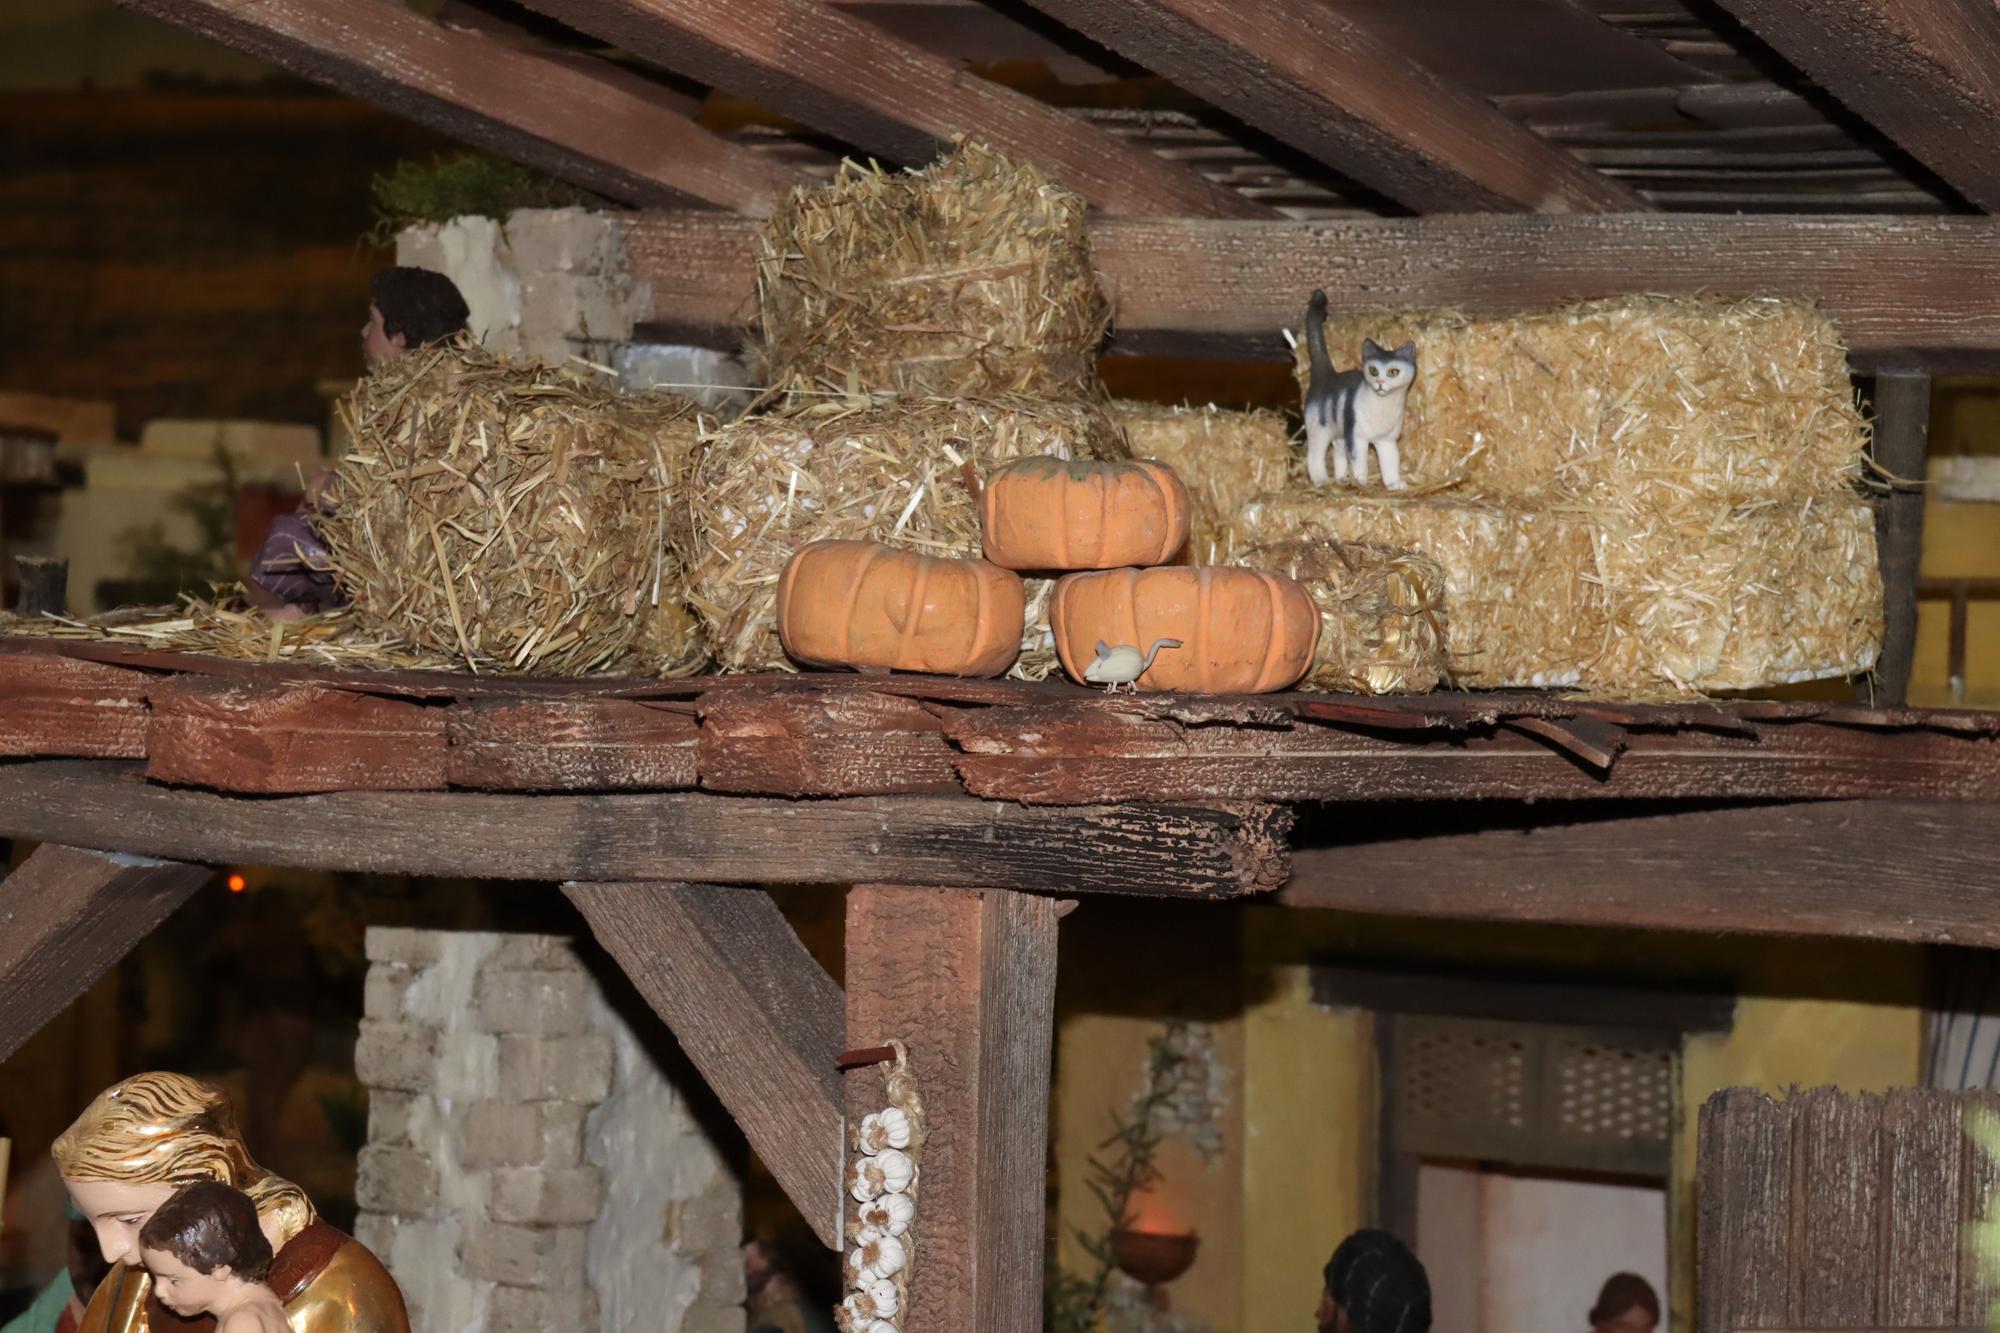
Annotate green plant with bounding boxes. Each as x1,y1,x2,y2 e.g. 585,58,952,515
115,442,242,601
367,153,608,244
1045,1026,1196,1333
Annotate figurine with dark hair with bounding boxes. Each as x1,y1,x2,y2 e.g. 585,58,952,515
361,267,471,368
1317,1229,1432,1333
245,265,470,617
136,1183,285,1333
1589,1273,1661,1333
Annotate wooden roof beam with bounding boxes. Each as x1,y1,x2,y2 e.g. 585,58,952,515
508,0,1275,218
623,210,2000,371
116,0,809,214
1709,0,2000,212
1014,0,1646,213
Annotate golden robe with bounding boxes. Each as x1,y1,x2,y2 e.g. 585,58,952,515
76,1223,408,1333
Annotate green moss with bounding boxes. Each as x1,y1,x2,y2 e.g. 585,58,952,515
366,153,608,243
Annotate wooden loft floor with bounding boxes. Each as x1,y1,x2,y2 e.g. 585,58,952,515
2,632,1996,945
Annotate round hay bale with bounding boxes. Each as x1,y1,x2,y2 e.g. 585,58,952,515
752,139,1110,401
1235,538,1451,695
678,395,1127,675
321,339,705,676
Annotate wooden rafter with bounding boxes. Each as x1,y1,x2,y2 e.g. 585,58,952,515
844,886,1061,1330
0,844,212,1063
622,210,2000,369
0,761,1288,897
1015,0,1645,213
509,0,1274,219
564,881,845,1248
116,0,809,214
1709,0,2000,212
1279,801,2000,948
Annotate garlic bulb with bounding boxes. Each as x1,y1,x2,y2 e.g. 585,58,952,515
867,1323,899,1333
872,1147,915,1194
848,1230,908,1280
859,1192,915,1237
847,1156,882,1203
842,1278,899,1321
859,1107,913,1153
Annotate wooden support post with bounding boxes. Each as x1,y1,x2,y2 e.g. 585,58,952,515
15,556,66,617
562,880,847,1248
1872,371,1931,704
844,886,1061,1333
0,843,212,1062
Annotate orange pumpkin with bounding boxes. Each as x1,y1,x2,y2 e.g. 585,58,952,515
1050,566,1319,694
981,456,1191,571
777,539,1025,677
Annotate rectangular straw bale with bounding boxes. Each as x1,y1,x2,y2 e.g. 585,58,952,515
1113,401,1294,564
679,395,1126,675
1228,490,1881,694
1234,537,1450,694
753,140,1109,402
1231,492,1605,688
1292,296,1867,504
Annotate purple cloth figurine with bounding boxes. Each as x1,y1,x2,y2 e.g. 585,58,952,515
249,513,342,612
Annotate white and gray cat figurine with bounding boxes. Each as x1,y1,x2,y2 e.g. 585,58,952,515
1302,289,1417,490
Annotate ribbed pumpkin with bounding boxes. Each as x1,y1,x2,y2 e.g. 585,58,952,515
777,540,1025,677
981,456,1191,571
1050,566,1319,693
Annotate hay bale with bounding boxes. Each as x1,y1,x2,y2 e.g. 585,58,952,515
1113,401,1294,564
1292,296,1867,504
1234,538,1450,695
1229,491,1880,694
321,339,704,676
679,395,1126,674
753,140,1109,401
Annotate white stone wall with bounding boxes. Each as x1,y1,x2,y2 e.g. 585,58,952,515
395,209,645,370
355,928,743,1333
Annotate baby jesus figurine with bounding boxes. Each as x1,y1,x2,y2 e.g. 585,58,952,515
137,1181,290,1333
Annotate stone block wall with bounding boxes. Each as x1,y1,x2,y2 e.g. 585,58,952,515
355,928,744,1333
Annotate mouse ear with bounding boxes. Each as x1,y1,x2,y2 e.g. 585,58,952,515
1094,640,1110,656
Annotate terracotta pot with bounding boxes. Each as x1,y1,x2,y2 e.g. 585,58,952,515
980,456,1190,571
777,539,1024,677
1111,1230,1200,1287
1051,565,1319,693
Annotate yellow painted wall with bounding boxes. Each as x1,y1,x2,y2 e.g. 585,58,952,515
1053,905,1925,1332
1910,379,2000,707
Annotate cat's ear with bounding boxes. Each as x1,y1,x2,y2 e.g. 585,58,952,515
1395,341,1416,361
1361,338,1383,359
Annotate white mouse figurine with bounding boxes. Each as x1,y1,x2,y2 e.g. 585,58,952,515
1082,638,1182,693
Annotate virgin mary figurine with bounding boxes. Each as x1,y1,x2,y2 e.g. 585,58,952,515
52,1073,408,1333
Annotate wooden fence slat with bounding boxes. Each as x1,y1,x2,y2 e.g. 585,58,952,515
1794,1088,1884,1328
1881,1089,1963,1326
1699,1088,1795,1333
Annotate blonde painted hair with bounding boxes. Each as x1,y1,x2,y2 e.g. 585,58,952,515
52,1073,314,1247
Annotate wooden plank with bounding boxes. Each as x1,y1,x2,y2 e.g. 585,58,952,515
1880,1090,1962,1326
447,698,698,791
621,211,2000,368
1697,1087,1794,1333
0,651,149,759
947,705,2000,805
117,0,808,214
564,880,844,1248
1707,0,2000,212
698,688,958,796
1016,0,1644,213
1312,963,1736,1032
844,886,1060,1332
1281,802,2000,948
1959,1093,2000,1325
0,760,1288,896
0,844,212,1063
1872,372,1931,705
511,0,1271,220
147,679,447,794
1793,1087,1883,1326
